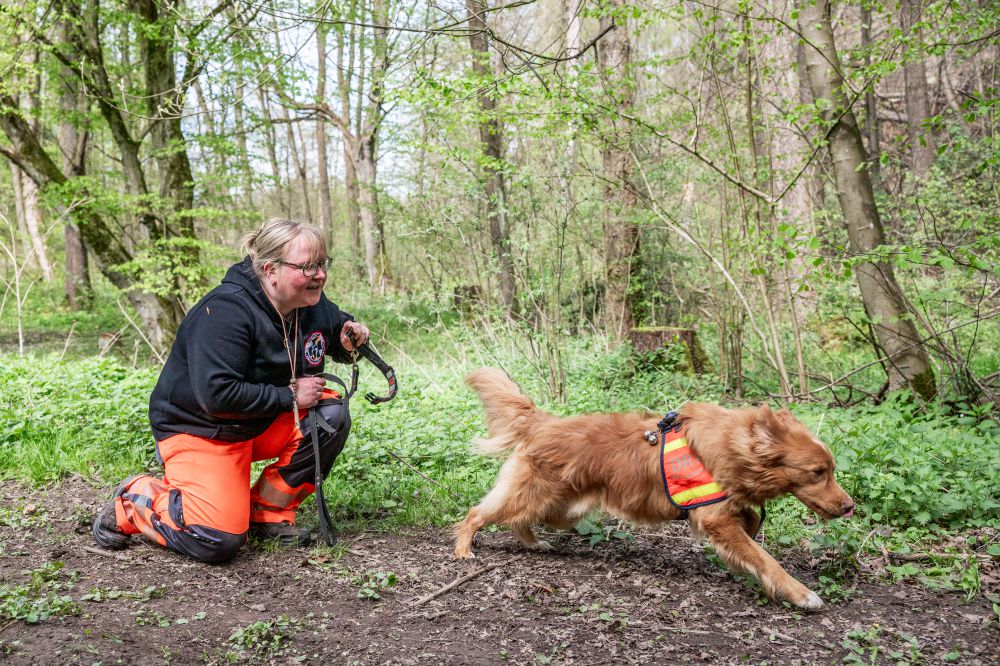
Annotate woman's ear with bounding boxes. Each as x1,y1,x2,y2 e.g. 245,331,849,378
261,262,278,286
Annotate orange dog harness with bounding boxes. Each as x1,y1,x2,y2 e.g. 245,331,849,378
659,420,728,510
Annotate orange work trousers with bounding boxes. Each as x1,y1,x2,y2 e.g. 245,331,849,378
113,393,348,563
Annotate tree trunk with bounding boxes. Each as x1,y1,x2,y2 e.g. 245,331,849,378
8,44,52,281
795,41,826,214
234,77,254,207
860,4,881,185
355,136,388,291
315,23,334,239
901,0,935,178
280,101,312,223
797,0,936,400
18,169,52,280
256,86,286,215
564,0,581,57
467,0,516,313
355,0,391,292
598,1,638,340
134,0,195,230
47,10,92,319
336,16,363,276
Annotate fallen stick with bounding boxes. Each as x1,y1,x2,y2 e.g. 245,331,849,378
887,551,968,562
655,625,719,636
82,545,130,561
410,555,522,607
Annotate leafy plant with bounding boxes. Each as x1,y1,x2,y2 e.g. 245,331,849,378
841,624,924,666
226,616,300,662
352,570,398,600
574,516,635,546
0,562,80,623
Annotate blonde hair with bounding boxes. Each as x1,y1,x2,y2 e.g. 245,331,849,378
240,218,327,275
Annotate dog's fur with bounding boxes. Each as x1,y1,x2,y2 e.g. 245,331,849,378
454,368,855,609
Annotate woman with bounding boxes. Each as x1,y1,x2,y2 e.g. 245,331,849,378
92,219,370,563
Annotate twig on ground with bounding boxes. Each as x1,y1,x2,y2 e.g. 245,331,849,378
763,626,795,642
409,555,523,607
82,545,131,561
654,624,720,636
421,609,450,620
888,551,967,562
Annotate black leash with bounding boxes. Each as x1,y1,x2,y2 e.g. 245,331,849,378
307,342,397,547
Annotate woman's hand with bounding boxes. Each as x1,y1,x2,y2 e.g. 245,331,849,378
295,375,328,410
341,321,370,352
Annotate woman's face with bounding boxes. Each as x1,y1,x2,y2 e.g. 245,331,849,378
267,234,328,313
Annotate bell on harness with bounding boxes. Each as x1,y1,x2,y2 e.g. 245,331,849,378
644,410,680,444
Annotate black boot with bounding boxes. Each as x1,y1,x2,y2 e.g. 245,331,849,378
249,521,313,548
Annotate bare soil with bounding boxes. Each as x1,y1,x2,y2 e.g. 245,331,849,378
1,479,997,665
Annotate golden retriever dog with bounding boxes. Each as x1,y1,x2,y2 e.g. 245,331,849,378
454,368,855,610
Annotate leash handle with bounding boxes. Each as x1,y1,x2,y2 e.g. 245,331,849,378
356,342,397,405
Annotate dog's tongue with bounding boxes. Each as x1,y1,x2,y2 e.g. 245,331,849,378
841,507,854,519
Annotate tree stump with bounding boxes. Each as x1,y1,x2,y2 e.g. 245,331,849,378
628,327,712,375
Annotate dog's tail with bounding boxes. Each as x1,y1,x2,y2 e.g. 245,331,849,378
465,368,548,456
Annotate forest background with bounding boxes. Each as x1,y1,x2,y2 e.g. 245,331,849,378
0,0,999,623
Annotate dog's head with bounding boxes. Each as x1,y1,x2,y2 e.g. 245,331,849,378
749,405,855,520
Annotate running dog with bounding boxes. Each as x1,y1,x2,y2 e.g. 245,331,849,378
453,368,855,609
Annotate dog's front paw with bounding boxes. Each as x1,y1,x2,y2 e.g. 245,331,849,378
526,540,553,552
793,590,824,610
454,548,476,560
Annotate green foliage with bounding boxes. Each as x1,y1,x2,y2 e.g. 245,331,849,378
831,394,1000,529
351,570,398,600
81,584,166,603
841,624,924,666
0,279,125,357
0,355,158,482
0,562,80,624
226,616,300,662
113,237,234,305
574,515,635,547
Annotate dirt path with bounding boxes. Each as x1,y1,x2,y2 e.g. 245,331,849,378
1,480,997,665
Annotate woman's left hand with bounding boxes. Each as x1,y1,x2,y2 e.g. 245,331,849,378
341,321,370,352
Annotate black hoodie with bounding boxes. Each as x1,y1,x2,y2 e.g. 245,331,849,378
148,257,355,442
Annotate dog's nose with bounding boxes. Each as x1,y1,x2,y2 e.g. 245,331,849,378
840,501,855,518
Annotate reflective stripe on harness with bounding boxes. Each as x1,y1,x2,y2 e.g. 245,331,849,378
659,426,728,510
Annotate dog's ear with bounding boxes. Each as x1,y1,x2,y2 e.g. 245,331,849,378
775,408,796,425
750,404,787,460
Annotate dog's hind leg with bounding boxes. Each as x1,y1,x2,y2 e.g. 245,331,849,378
454,455,532,559
512,521,552,551
454,506,488,559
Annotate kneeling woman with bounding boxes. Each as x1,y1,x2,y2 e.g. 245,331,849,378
92,218,370,562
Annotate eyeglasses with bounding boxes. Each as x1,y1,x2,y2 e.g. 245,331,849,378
279,258,332,277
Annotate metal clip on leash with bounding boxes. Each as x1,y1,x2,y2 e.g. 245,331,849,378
308,342,398,547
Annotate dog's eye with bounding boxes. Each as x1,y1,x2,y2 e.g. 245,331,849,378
811,468,825,478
